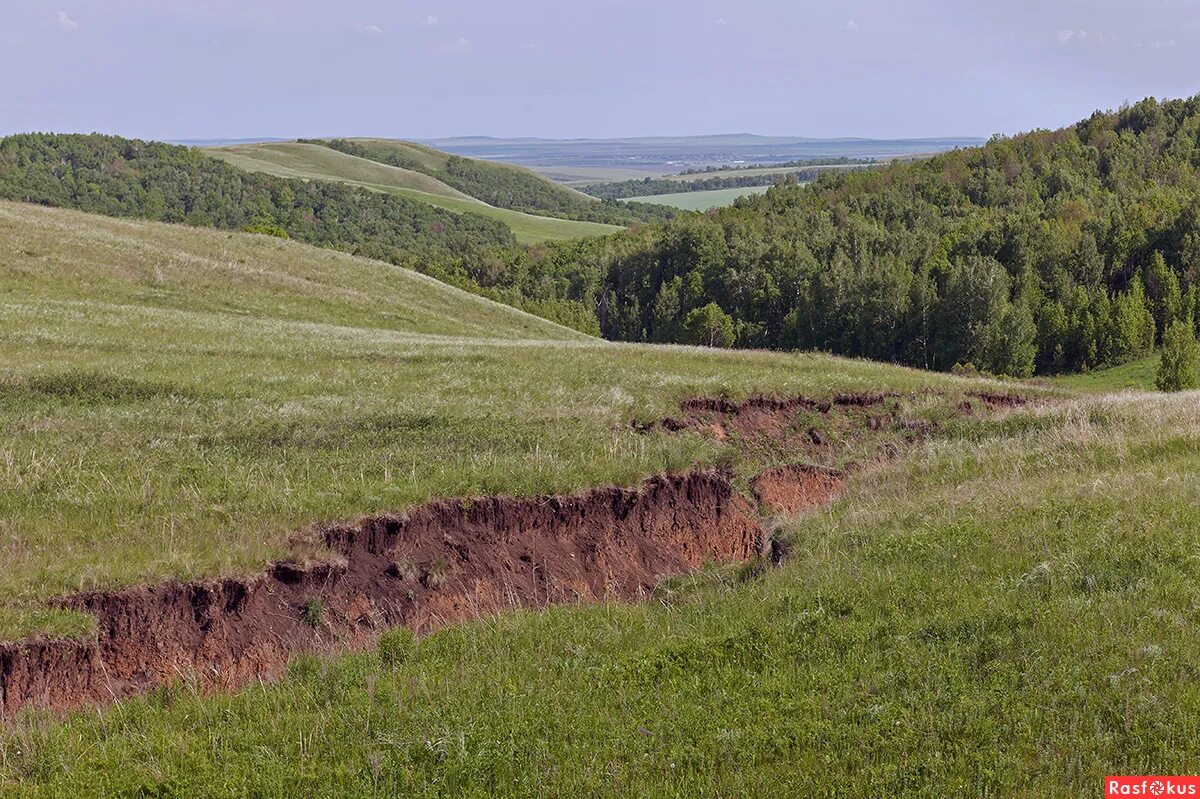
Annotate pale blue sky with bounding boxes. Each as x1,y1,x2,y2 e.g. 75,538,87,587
2,0,1198,140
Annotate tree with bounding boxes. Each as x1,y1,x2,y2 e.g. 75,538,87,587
933,256,1009,370
984,299,1038,377
649,277,682,342
1157,319,1199,391
1142,251,1181,341
682,303,735,348
1110,278,1156,363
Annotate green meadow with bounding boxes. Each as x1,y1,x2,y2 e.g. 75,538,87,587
4,200,1200,797
624,185,772,211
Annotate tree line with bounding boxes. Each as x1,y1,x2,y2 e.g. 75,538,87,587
0,133,517,264
462,96,1200,377
9,95,1200,379
301,138,675,225
578,164,874,200
678,156,876,175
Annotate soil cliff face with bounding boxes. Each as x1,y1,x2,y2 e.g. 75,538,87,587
1,389,1029,717
1,471,762,716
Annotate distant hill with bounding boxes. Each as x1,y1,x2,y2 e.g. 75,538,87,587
419,132,985,183
416,95,1200,378
0,133,516,263
0,132,614,333
209,141,629,245
294,138,674,227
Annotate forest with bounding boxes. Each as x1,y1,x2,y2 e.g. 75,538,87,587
7,96,1200,377
579,162,875,200
301,138,675,225
0,133,516,264
459,96,1200,376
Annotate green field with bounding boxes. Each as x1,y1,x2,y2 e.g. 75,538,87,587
1049,353,1161,393
345,138,600,203
0,200,974,637
624,185,773,211
210,142,620,244
8,200,1200,796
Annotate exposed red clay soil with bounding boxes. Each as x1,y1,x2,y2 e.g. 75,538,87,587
1,389,1031,717
1,471,763,717
751,465,846,515
653,392,911,460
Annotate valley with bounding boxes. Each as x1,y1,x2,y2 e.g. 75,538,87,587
3,9,1200,788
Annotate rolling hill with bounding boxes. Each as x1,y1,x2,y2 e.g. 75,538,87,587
209,141,623,244
294,137,674,224
0,198,967,641
3,195,1200,796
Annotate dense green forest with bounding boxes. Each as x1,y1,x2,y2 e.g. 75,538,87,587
302,138,675,224
0,133,517,263
8,96,1200,377
463,96,1200,376
580,163,875,200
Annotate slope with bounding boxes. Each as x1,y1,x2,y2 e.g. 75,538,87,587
210,141,623,244
346,137,600,202
0,199,989,642
7,200,1200,792
210,142,477,200
304,137,669,225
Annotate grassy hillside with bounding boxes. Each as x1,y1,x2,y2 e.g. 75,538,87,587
0,132,516,260
0,200,977,639
7,202,1200,795
1050,352,1161,392
348,138,596,199
305,138,672,226
211,141,622,244
211,142,476,200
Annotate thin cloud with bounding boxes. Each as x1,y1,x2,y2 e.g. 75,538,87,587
419,15,439,27
1055,29,1110,46
845,20,857,32
439,37,471,54
56,11,79,30
713,18,728,27
353,23,384,36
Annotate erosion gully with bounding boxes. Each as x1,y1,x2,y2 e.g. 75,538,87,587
0,391,1023,717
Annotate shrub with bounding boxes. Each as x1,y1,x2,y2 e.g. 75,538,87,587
682,303,735,348
1156,319,1199,391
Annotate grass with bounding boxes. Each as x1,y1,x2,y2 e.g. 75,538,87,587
211,142,620,244
10,200,1198,795
364,184,619,244
347,138,600,202
0,200,987,638
210,143,474,200
1049,353,1160,392
622,185,773,211
6,392,1200,795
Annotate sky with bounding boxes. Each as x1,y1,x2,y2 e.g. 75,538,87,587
2,0,1199,141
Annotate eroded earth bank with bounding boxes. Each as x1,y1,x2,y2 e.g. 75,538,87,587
0,390,1023,717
